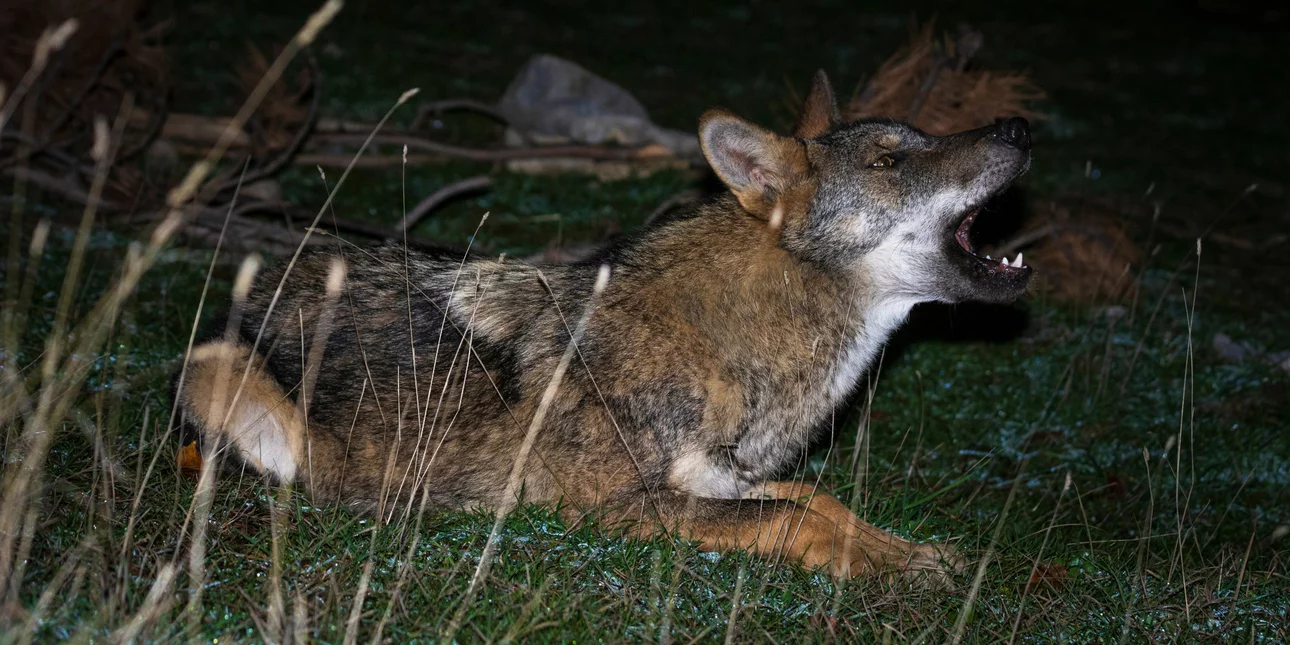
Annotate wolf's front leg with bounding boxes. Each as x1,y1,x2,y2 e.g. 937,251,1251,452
741,481,961,582
607,484,959,582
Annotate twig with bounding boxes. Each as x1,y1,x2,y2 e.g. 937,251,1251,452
42,38,125,140
154,113,251,147
906,47,947,122
203,52,323,199
397,175,491,232
120,195,442,252
120,200,313,251
342,561,375,645
644,189,703,225
311,132,675,162
314,117,386,133
292,152,442,168
1157,223,1286,252
442,265,612,642
951,25,984,72
186,206,310,249
0,167,124,211
0,130,87,172
410,98,509,130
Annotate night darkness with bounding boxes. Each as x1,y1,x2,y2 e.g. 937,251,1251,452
1,0,1287,642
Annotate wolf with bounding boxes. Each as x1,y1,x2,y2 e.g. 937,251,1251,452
174,70,1033,580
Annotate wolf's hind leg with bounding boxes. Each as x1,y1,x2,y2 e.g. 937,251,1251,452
177,340,305,483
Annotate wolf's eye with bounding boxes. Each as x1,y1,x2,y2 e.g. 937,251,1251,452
871,155,896,168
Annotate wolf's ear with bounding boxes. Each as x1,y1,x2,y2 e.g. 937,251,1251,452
794,70,840,139
700,109,806,217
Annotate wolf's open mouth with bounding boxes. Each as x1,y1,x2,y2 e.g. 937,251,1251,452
954,209,1030,273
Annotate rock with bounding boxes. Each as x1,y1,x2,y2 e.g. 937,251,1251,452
243,179,282,203
1273,352,1290,372
497,54,700,159
1212,333,1251,362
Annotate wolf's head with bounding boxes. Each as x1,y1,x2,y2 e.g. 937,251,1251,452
699,70,1032,304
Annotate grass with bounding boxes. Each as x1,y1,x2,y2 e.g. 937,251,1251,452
3,0,1289,642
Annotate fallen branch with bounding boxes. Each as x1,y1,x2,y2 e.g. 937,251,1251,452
143,113,250,147
906,48,947,123
185,206,312,253
291,152,442,168
397,175,492,232
152,116,681,164
202,53,322,199
0,130,88,172
310,132,677,162
409,99,508,130
40,38,124,146
1,167,124,211
644,189,703,225
118,197,436,253
1155,225,1289,253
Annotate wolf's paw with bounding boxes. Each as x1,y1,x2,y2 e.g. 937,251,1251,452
832,526,962,588
888,540,962,589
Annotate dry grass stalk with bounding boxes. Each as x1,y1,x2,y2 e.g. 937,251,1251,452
1,2,344,639
441,264,612,642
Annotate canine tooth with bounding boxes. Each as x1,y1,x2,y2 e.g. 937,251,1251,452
1002,257,1010,266
1015,252,1024,267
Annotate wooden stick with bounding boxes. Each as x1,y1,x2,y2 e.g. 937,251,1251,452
644,189,703,225
906,48,948,123
157,113,251,147
0,167,124,211
409,99,508,130
292,152,443,168
202,53,322,198
397,175,492,232
310,132,676,162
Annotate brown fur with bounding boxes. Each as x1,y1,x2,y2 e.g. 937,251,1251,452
176,72,1037,581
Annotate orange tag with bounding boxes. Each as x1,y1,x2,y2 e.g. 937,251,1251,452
178,440,204,475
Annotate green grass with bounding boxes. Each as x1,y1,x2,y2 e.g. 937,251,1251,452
4,0,1289,642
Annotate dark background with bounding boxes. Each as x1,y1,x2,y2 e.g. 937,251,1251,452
6,0,1289,641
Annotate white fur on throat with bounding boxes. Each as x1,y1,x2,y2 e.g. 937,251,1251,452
827,296,916,401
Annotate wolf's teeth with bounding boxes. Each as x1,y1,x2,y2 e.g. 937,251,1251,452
1015,252,1024,268
1002,257,1010,267
986,255,992,260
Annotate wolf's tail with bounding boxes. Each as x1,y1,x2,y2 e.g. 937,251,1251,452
175,340,307,483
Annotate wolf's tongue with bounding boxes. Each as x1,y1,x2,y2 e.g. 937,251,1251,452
955,211,978,253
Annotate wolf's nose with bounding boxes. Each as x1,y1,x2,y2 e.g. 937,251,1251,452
996,117,1031,150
